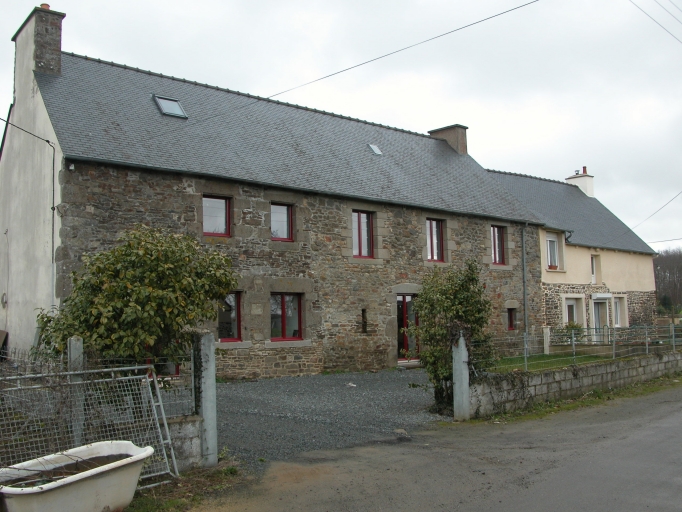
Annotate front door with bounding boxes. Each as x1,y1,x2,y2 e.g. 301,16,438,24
397,295,418,359
593,300,607,341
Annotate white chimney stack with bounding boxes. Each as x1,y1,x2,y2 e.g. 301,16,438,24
566,165,594,197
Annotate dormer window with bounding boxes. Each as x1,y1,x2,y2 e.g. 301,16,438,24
154,95,188,118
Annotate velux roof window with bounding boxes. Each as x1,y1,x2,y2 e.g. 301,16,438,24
154,95,188,118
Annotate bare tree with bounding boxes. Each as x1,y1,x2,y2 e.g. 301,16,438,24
654,248,682,317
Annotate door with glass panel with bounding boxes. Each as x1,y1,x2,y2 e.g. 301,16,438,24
593,300,607,342
397,295,419,359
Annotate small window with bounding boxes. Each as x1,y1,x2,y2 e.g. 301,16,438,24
546,233,559,269
270,293,302,340
271,204,293,241
154,95,188,118
426,219,444,262
368,144,383,155
614,298,622,327
352,211,374,258
507,308,517,330
203,196,229,237
218,293,241,341
491,226,506,265
591,255,599,284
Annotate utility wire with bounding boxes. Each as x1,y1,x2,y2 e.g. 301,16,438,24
0,116,52,143
603,190,682,246
146,0,540,142
668,0,682,14
653,0,682,24
627,0,682,44
648,237,682,243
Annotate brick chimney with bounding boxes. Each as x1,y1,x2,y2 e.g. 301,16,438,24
565,166,595,197
428,124,468,155
12,5,66,76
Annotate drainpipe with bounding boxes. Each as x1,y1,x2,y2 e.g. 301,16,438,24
522,223,528,332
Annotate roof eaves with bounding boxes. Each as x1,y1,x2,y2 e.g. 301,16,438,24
566,241,655,255
64,153,543,226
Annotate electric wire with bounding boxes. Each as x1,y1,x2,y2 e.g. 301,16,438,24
0,116,51,143
653,0,682,24
602,190,682,246
145,0,541,142
627,0,682,44
648,237,682,243
668,0,682,14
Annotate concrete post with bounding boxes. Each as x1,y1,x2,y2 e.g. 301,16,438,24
543,326,550,355
194,333,218,467
67,336,84,447
452,334,470,421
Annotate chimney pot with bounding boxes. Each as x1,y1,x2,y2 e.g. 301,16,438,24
583,166,587,174
40,3,50,9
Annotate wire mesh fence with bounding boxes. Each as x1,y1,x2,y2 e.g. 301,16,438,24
470,324,682,374
0,347,179,486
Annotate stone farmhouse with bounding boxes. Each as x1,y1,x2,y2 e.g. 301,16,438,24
0,6,655,378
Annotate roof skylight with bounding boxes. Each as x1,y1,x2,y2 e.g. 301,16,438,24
368,144,382,155
154,95,187,118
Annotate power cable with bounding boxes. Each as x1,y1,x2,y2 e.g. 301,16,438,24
653,0,682,24
668,0,682,14
146,0,541,142
602,189,682,246
627,0,682,44
648,237,682,243
0,116,52,144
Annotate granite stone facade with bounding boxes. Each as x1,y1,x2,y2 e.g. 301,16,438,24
57,162,544,378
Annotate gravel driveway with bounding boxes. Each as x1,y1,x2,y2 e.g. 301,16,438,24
216,368,438,471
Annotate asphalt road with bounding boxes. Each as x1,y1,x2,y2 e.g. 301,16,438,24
199,380,682,511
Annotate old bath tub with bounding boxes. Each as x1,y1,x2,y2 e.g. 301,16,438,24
0,440,153,512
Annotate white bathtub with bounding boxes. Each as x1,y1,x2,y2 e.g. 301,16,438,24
0,440,154,512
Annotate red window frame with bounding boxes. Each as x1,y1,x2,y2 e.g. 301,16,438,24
270,293,303,341
352,210,374,258
202,195,230,237
397,294,419,359
271,203,294,242
426,218,444,262
491,225,506,265
507,308,516,331
218,292,241,342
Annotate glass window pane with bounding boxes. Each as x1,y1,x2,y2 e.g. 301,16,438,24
270,295,283,338
203,197,226,234
432,220,441,260
271,204,290,239
360,213,371,256
156,97,186,117
406,296,418,352
218,293,238,339
548,239,558,266
285,294,300,338
352,212,360,255
426,220,432,259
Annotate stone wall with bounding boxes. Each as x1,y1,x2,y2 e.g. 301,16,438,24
167,416,203,472
470,351,682,418
57,162,544,378
620,290,656,325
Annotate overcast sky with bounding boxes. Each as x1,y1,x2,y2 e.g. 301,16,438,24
1,0,681,251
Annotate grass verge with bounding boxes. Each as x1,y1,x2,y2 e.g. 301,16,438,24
487,354,607,373
127,455,248,512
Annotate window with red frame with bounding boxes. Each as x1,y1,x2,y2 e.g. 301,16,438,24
270,293,302,340
507,308,517,330
426,219,444,261
218,292,240,341
352,210,373,257
491,225,506,264
203,196,229,236
271,204,293,241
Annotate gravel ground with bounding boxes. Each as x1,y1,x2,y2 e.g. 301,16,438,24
216,368,438,472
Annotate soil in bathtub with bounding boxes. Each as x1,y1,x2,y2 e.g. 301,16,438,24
3,453,132,488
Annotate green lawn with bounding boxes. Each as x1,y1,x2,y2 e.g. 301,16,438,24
486,353,608,373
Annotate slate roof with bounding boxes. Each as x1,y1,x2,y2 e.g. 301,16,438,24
487,170,654,254
34,52,541,224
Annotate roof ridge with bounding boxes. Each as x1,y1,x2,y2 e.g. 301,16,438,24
486,168,578,187
60,51,433,140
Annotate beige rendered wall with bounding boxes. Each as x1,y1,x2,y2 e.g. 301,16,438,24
0,15,64,351
540,229,655,291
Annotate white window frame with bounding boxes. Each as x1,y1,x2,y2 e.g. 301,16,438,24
561,294,586,327
546,232,559,269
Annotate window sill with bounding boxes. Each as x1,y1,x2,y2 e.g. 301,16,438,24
269,240,300,252
265,339,312,348
545,268,566,273
348,257,384,265
216,341,252,350
490,263,513,271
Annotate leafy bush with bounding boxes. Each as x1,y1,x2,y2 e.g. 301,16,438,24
37,225,238,361
407,260,492,412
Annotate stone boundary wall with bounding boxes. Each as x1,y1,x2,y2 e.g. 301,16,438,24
470,352,682,418
167,415,203,472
